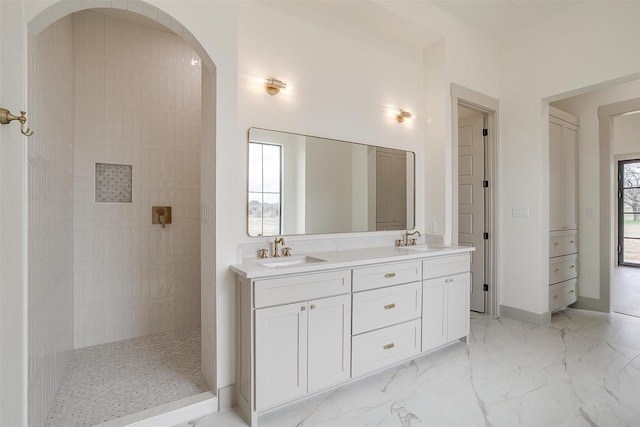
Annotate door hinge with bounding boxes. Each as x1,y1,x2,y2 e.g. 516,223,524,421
483,232,489,240
482,128,488,137
483,284,489,292
483,180,489,188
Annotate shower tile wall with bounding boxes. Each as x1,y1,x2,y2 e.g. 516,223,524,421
73,10,202,348
28,15,75,427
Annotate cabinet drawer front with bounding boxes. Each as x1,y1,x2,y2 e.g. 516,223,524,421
549,254,578,285
254,270,351,308
352,282,422,335
423,253,470,280
351,319,421,378
549,278,577,312
352,261,421,292
550,230,578,258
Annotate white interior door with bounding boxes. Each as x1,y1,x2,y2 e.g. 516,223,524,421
458,107,486,313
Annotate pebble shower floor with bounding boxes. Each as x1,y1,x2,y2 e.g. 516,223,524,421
45,327,209,426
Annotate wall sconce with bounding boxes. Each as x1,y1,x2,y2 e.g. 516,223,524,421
396,109,413,123
265,77,287,95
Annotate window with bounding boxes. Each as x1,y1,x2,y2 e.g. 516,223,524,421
619,159,640,266
248,142,282,236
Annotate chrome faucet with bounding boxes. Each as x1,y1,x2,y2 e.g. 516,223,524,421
273,237,285,257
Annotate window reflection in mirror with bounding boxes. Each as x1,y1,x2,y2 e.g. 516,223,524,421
248,142,282,236
248,128,415,236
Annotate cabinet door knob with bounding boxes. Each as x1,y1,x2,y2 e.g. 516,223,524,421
553,242,559,246
310,304,316,310
553,268,559,273
384,303,396,310
570,240,575,244
383,343,395,350
384,273,396,279
569,289,575,294
301,306,306,311
569,265,575,269
553,295,559,300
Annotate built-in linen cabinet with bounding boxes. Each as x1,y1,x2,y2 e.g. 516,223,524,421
421,254,471,352
549,106,579,312
234,248,472,426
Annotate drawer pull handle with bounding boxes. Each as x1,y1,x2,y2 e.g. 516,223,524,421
553,242,559,246
384,273,396,279
553,268,559,273
553,295,559,300
384,303,396,310
310,304,316,310
383,343,395,350
301,306,306,311
569,265,575,269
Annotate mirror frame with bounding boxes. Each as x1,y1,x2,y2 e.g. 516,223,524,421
247,127,416,237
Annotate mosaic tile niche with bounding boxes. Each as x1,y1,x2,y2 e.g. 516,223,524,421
95,163,133,203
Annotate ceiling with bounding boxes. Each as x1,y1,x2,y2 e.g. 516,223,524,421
429,0,586,39
93,1,587,49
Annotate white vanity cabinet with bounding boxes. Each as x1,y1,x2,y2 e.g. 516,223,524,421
421,254,471,352
233,247,472,427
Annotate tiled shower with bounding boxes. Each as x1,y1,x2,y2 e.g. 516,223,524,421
28,9,204,425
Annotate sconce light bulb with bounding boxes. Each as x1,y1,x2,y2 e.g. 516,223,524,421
396,109,413,123
265,77,287,95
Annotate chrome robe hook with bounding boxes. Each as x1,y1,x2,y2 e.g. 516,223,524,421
0,108,34,136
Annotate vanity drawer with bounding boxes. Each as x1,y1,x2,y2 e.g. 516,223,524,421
550,230,578,258
352,282,422,335
352,260,421,292
254,270,351,308
423,253,470,280
549,254,578,285
549,278,577,312
351,319,421,378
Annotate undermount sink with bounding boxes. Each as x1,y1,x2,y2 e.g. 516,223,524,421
257,255,328,268
403,245,432,252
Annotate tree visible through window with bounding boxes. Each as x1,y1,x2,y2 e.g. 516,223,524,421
620,160,640,265
248,142,282,236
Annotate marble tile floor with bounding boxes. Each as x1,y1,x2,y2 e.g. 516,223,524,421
613,266,640,318
46,327,209,427
192,309,640,427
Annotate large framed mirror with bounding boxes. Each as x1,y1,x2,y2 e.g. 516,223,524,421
248,128,415,236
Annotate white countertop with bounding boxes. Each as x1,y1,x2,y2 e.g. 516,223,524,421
230,245,475,279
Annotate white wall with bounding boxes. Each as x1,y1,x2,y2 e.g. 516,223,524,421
614,112,640,155
72,10,202,348
0,2,28,423
27,14,74,427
